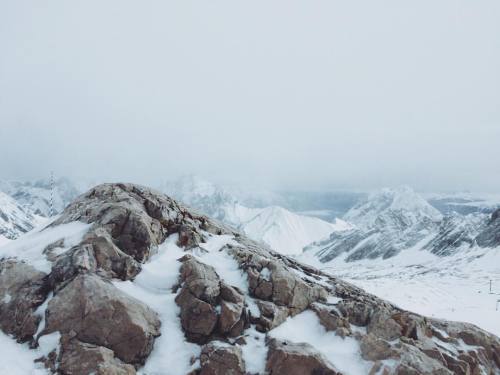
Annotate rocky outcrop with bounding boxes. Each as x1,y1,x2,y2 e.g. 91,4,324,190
266,339,339,375
199,342,245,375
1,183,499,374
43,274,160,365
175,255,248,343
0,260,49,341
58,336,135,375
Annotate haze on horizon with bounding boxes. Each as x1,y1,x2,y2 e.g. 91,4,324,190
1,1,499,193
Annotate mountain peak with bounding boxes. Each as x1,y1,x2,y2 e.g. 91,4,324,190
344,186,442,230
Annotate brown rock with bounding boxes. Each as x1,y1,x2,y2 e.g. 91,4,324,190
59,336,135,375
310,303,351,332
175,287,218,343
266,339,339,375
43,274,160,365
199,342,245,375
253,300,288,332
360,334,394,361
367,310,402,341
0,260,49,342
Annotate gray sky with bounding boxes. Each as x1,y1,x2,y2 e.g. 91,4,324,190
1,0,499,192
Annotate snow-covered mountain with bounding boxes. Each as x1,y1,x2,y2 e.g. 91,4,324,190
305,185,500,264
344,186,443,230
160,176,349,255
307,187,443,262
0,177,80,218
0,191,38,243
2,183,499,375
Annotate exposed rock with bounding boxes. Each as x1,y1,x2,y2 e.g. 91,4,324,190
310,302,351,333
266,339,340,375
58,336,135,375
367,310,402,341
176,256,247,343
253,300,288,332
360,334,394,361
199,342,245,375
2,183,500,374
43,274,160,365
0,260,49,342
476,208,500,248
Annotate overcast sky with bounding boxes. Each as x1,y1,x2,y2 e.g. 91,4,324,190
1,1,499,192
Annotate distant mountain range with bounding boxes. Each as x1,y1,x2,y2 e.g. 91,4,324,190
305,185,500,263
160,175,350,254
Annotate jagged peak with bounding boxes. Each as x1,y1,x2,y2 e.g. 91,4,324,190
344,185,442,229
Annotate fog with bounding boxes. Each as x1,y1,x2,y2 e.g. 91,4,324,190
1,1,499,192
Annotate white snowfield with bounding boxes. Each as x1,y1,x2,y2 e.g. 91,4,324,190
223,203,351,255
299,245,500,337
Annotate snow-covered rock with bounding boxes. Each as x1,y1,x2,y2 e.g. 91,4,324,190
1,183,498,374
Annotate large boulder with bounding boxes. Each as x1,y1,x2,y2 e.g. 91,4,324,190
175,255,248,343
266,339,340,375
199,342,245,375
43,274,160,365
58,336,135,375
0,260,49,342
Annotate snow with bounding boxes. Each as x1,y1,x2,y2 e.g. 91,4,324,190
269,310,372,375
303,245,500,336
0,221,91,273
113,235,201,375
240,327,268,374
0,331,48,375
224,203,342,255
0,235,11,248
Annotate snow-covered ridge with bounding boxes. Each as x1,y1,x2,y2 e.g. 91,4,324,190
2,183,498,375
305,186,499,262
344,185,442,230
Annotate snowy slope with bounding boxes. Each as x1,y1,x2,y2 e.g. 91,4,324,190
307,187,444,261
344,186,442,230
0,191,38,240
299,245,500,337
161,176,349,255
223,203,351,255
0,178,80,217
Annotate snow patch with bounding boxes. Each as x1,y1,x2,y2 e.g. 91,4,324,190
0,221,91,273
269,310,372,375
113,235,201,375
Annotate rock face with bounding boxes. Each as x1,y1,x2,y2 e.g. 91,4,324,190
0,260,48,341
266,339,339,375
43,274,160,365
476,208,500,248
0,183,499,374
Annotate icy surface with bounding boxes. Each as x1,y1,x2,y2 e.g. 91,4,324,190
269,310,372,375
